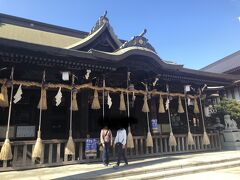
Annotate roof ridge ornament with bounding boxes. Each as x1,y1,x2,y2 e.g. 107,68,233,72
139,29,147,37
119,29,156,53
90,11,109,35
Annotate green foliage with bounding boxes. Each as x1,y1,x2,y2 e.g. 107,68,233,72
213,99,240,124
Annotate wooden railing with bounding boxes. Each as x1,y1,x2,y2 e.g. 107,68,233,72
0,133,220,171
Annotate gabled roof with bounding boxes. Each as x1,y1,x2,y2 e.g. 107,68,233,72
0,13,88,48
66,12,122,51
200,50,240,74
0,12,158,54
2,12,237,85
0,23,83,48
118,29,156,53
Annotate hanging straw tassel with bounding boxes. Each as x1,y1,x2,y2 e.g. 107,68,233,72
169,131,177,147
194,98,199,114
202,131,210,145
183,93,195,146
142,94,150,113
127,126,134,148
146,131,153,147
71,92,78,111
0,68,14,160
119,92,126,111
37,88,47,110
187,131,195,145
0,133,12,160
32,130,43,158
91,89,100,109
65,78,75,156
0,84,9,108
158,95,165,113
178,96,184,113
0,138,12,160
145,101,153,147
65,131,75,155
197,88,210,146
32,71,46,160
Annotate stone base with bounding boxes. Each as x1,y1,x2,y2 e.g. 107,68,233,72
221,130,240,150
223,130,240,142
222,141,240,150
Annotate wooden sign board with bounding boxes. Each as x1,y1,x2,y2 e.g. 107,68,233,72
16,126,35,138
0,126,15,138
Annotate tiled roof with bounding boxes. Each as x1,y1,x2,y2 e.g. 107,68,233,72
0,23,83,48
200,50,240,73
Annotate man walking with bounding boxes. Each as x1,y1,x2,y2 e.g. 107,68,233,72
114,127,128,167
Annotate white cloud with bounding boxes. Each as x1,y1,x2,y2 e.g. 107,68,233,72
238,17,240,22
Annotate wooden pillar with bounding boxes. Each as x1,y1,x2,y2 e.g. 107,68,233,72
78,90,89,138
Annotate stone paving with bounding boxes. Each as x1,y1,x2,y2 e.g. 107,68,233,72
160,167,240,180
0,150,240,180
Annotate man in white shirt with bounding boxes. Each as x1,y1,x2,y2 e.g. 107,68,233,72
114,128,128,167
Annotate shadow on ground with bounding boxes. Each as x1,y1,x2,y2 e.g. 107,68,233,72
55,156,180,180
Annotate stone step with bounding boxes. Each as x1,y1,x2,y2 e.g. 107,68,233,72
112,159,240,180
87,157,240,180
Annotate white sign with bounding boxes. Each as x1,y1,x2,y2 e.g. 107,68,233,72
62,72,69,81
16,126,35,138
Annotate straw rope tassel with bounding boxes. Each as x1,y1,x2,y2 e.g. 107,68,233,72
126,72,134,149
199,94,210,145
166,94,177,147
0,68,14,160
142,84,152,147
202,131,210,145
32,71,46,159
169,131,177,147
146,111,153,147
0,84,9,108
32,130,43,158
142,94,150,113
184,96,195,145
65,85,75,155
187,131,195,145
178,96,184,113
37,88,47,110
119,92,126,111
71,92,78,111
127,126,134,148
102,78,106,118
194,97,200,114
158,95,165,113
91,89,100,110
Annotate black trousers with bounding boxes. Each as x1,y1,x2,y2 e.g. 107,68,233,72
115,142,128,165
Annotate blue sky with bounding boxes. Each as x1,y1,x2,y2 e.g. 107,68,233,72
0,0,239,70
